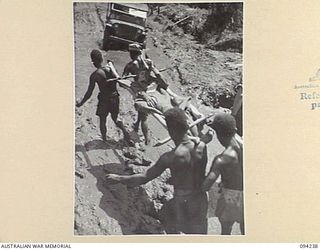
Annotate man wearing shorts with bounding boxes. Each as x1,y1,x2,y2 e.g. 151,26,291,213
76,49,133,145
105,108,209,234
122,43,169,145
202,113,244,235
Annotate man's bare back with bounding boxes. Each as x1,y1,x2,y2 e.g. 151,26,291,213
105,108,209,234
76,50,133,145
91,67,118,96
168,140,207,190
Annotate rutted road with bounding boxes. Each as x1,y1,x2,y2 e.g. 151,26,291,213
74,2,241,235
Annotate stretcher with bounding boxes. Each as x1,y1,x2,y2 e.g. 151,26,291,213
108,61,243,147
152,110,243,147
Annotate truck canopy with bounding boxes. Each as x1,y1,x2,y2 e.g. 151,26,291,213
114,3,148,12
112,3,148,18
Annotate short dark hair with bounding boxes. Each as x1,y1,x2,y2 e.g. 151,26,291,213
164,108,189,133
90,49,103,63
209,113,236,137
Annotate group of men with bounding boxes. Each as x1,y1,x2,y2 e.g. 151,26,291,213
76,43,244,235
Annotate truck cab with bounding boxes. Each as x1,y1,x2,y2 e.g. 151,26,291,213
103,3,148,50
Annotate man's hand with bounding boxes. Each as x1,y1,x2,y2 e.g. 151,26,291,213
105,174,123,185
145,96,157,107
201,129,214,144
138,92,156,107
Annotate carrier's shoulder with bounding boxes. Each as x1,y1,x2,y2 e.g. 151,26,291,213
215,150,238,166
127,60,139,67
93,67,109,77
190,139,206,156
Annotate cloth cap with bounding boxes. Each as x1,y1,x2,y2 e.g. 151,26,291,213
128,43,142,52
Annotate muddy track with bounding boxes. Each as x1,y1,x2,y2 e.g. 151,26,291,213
74,2,241,235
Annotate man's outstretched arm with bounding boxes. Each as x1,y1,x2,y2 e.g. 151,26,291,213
105,154,169,187
76,75,95,107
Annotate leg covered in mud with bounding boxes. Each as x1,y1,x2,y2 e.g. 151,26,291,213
139,111,151,145
98,115,108,141
110,106,134,146
134,98,161,145
133,101,151,145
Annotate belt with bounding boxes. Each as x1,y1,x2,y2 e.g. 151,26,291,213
174,189,202,196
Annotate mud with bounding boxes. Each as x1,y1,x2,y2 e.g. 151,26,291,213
74,3,242,235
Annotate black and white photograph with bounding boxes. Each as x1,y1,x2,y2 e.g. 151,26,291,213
74,2,243,235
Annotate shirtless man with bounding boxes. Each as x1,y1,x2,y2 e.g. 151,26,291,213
76,49,133,145
202,113,244,235
105,108,208,234
122,43,169,145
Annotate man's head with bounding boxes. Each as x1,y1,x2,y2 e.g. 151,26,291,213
128,43,142,60
90,49,103,68
208,113,237,146
164,108,189,143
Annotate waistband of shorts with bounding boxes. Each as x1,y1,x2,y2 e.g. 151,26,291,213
221,187,243,194
98,92,119,99
174,189,203,196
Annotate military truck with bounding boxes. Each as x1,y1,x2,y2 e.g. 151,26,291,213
103,3,148,50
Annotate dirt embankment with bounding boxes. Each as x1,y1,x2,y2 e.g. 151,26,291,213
74,3,242,235
147,3,242,108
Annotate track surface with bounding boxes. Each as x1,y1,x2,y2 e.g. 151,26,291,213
74,3,241,235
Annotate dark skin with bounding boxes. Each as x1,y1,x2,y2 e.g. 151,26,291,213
106,136,206,187
106,125,208,233
123,51,152,144
76,59,132,145
123,51,166,145
202,134,244,235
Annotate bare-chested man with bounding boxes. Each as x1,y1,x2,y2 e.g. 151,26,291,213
105,108,208,234
76,49,133,145
122,43,169,145
202,113,244,235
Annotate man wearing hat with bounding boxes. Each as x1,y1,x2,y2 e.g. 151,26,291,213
122,43,169,145
202,113,244,235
